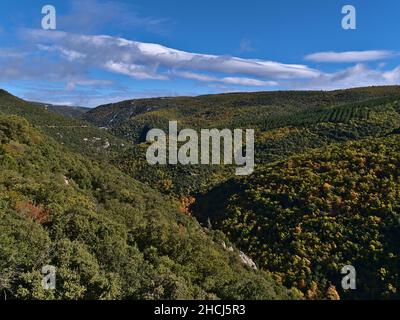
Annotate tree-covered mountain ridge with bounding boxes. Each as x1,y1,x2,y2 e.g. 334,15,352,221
81,86,400,299
2,86,400,300
0,90,298,300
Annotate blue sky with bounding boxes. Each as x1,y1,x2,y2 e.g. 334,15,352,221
0,0,399,107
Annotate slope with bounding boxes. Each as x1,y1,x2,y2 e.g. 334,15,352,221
0,114,298,300
83,87,400,197
193,134,400,299
0,89,127,160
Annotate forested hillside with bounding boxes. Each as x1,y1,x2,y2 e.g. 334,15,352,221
84,86,400,197
0,114,296,300
0,89,127,160
30,101,89,119
82,86,400,300
194,136,400,299
84,86,400,137
2,86,400,300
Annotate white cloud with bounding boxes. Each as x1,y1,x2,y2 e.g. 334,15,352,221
383,67,400,83
104,61,168,80
24,29,320,81
16,85,197,108
2,28,400,106
222,77,277,86
295,63,400,90
172,71,278,86
38,45,87,61
305,50,397,63
65,79,113,91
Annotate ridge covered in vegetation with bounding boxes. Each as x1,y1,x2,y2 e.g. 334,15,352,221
84,87,400,197
0,114,295,299
82,86,400,299
194,136,400,299
2,86,400,300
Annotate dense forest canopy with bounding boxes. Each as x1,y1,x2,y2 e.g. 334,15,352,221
0,114,295,299
1,86,400,300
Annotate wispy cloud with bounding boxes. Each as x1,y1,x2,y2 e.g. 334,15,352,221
294,63,400,90
58,0,170,35
23,29,320,81
239,39,255,53
305,50,397,63
0,48,28,58
172,71,277,86
16,85,197,107
2,27,400,106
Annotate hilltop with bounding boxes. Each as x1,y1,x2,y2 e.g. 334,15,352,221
30,101,90,119
0,89,127,160
81,86,400,196
84,86,400,137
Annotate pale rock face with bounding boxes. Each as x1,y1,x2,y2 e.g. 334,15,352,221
221,242,256,268
103,140,110,149
239,251,257,270
221,241,234,252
